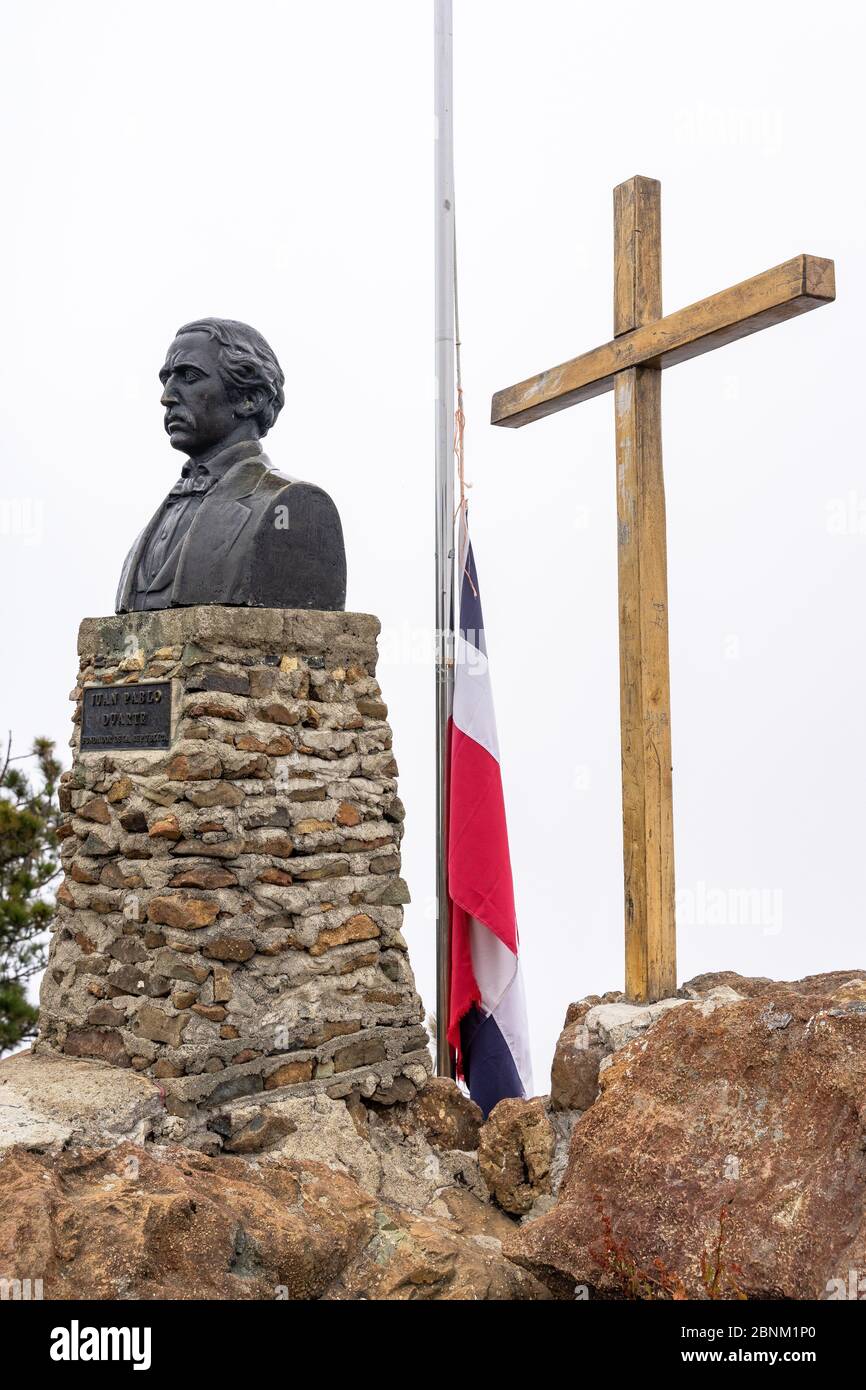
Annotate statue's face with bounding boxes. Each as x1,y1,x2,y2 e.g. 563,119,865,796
159,331,246,457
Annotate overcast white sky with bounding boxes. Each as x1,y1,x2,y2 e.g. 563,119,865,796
1,0,863,1089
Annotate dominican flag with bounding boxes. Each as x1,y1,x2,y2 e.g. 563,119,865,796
446,512,533,1117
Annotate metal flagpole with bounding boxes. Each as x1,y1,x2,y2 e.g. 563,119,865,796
434,0,456,1078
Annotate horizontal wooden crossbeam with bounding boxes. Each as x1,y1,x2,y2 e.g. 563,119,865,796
491,254,835,428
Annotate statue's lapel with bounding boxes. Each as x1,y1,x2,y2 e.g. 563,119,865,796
172,455,265,602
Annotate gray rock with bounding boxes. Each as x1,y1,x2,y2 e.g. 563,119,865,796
0,1049,162,1153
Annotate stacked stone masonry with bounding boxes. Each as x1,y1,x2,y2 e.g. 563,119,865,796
37,606,431,1120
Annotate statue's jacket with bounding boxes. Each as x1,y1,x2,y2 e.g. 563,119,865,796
115,442,346,613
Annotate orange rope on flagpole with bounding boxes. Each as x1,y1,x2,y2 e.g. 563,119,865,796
454,392,476,598
453,228,476,598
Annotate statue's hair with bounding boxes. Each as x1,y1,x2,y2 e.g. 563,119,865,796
176,317,285,436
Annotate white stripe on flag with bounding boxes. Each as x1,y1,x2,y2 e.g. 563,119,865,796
453,633,500,762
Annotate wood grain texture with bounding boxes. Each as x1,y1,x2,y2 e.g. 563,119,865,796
616,369,676,1003
611,178,676,1003
491,254,835,427
614,176,662,335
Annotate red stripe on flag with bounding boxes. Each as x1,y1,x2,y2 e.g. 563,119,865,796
446,720,518,1065
447,900,480,1070
448,723,518,952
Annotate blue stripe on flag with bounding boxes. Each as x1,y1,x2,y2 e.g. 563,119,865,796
458,540,486,654
459,1003,524,1119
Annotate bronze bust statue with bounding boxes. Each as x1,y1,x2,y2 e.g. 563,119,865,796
115,318,346,613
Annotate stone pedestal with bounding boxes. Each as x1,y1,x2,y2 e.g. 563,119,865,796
38,607,431,1119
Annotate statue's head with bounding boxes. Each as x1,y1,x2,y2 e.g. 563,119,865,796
159,317,286,458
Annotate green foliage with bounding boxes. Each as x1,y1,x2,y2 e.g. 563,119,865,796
0,737,62,1053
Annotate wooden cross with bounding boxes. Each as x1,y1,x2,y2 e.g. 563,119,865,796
492,176,835,1004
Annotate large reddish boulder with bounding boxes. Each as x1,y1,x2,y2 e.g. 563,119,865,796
508,972,866,1299
0,1139,548,1301
0,1143,375,1300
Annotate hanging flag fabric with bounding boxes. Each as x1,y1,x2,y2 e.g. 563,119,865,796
446,511,533,1117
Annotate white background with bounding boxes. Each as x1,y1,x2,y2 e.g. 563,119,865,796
0,0,863,1089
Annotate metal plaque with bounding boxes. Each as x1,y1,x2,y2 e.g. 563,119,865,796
80,681,172,751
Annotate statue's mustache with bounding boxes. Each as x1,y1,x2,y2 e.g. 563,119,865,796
165,409,194,431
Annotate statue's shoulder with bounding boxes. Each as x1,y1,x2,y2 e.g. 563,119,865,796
252,455,298,492
256,456,340,509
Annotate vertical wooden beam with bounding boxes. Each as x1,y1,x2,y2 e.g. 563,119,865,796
614,176,662,336
613,177,676,1003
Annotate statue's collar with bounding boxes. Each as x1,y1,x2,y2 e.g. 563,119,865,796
182,438,262,483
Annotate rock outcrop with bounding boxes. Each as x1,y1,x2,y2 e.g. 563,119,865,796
510,971,866,1299
0,1142,548,1301
0,1047,548,1300
6,968,866,1300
